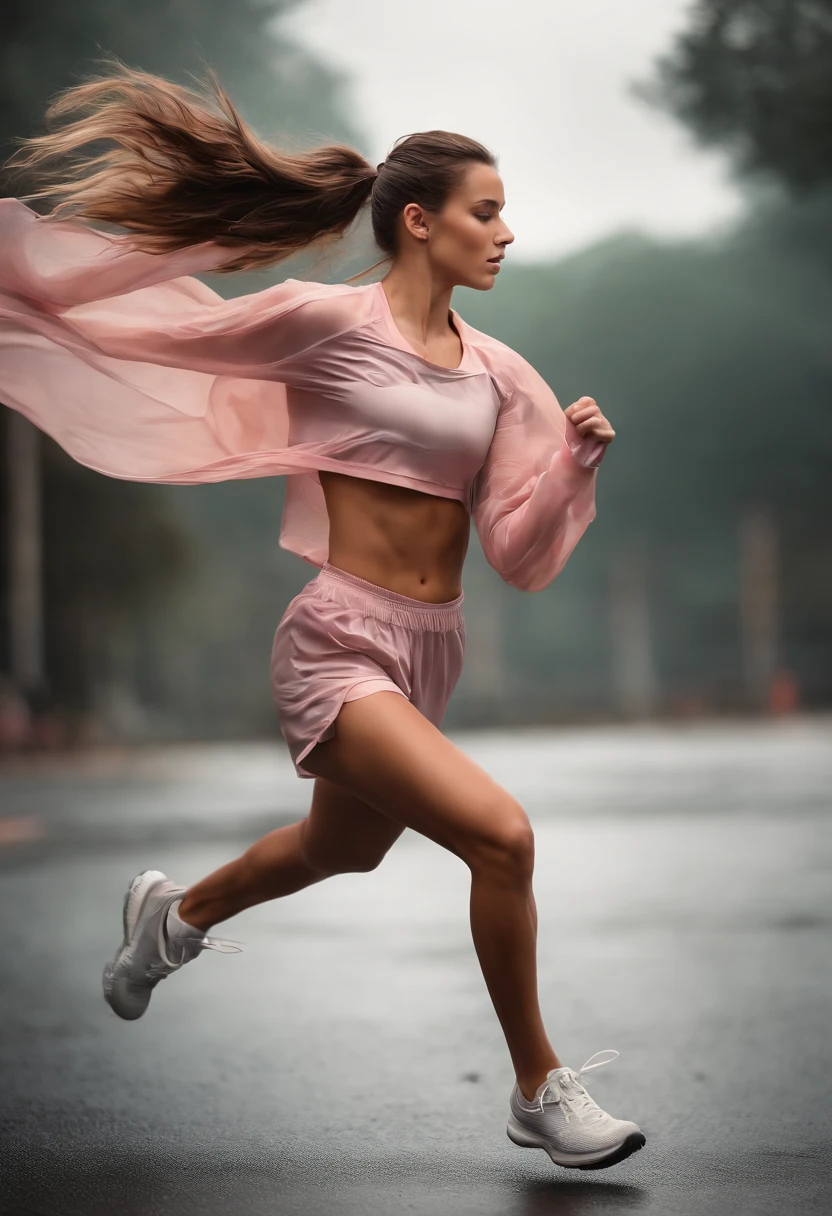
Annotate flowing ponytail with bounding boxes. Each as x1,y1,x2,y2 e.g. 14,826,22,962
3,54,378,274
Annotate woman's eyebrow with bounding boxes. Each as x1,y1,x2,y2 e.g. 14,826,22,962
473,198,504,208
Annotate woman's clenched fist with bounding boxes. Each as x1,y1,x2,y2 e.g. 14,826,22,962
564,396,615,447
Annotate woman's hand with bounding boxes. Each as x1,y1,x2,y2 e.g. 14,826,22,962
564,396,615,447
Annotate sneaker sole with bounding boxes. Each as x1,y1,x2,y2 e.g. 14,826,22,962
506,1114,646,1170
102,869,170,1021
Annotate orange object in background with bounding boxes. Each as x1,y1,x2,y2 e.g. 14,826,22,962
769,669,800,715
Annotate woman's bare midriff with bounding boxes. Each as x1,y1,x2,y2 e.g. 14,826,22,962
318,469,470,604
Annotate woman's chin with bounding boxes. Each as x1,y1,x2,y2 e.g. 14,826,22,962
460,272,498,293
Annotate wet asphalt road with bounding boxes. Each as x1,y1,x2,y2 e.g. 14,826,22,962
0,716,830,1216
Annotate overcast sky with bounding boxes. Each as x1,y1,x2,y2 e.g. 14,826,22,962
281,0,746,262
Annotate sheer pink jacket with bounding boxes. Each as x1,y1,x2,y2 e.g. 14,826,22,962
0,199,605,592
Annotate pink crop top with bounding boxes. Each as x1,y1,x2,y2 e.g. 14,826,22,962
0,198,605,592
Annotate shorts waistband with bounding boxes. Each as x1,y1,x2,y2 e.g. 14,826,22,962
312,562,464,633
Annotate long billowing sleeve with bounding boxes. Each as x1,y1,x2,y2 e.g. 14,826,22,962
0,198,358,379
0,198,363,484
471,348,606,592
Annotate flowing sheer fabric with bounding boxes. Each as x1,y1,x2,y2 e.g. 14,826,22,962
0,197,604,590
468,346,606,592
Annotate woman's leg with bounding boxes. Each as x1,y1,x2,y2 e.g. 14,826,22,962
177,775,406,930
299,690,563,1101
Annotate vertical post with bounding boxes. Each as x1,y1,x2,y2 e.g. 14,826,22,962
6,411,45,690
609,535,658,718
739,507,778,712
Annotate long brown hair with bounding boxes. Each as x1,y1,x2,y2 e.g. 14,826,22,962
4,54,497,277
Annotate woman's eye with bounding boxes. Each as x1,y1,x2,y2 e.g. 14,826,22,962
476,214,491,222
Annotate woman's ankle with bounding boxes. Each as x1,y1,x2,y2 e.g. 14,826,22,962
516,1057,564,1102
175,893,214,932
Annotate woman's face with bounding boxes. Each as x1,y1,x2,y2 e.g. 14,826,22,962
404,161,515,290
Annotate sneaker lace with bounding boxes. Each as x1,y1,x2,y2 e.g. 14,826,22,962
144,905,244,982
536,1048,620,1121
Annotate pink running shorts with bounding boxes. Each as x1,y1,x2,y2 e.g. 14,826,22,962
270,561,466,779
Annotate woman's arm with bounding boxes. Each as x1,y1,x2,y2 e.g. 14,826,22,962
471,351,606,593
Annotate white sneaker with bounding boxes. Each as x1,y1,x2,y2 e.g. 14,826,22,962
507,1050,646,1170
102,869,242,1021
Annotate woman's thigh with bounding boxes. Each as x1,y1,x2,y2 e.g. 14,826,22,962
300,690,532,869
302,773,406,873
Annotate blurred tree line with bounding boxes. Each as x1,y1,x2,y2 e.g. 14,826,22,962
1,0,830,742
633,0,832,194
460,0,832,722
459,186,832,719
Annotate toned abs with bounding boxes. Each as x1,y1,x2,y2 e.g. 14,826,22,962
319,470,470,603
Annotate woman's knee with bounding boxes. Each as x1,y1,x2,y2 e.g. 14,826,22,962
467,799,535,881
300,697,535,877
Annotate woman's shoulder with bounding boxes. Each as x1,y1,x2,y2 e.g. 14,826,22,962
453,311,536,390
453,310,526,360
246,276,380,351
270,275,379,320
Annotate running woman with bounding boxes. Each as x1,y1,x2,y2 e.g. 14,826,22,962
0,60,644,1172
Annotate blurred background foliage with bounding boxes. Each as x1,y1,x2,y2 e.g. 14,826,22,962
1,0,830,745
